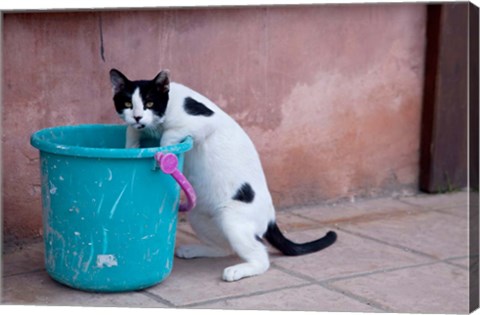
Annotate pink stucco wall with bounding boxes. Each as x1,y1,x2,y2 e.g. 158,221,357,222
2,4,426,244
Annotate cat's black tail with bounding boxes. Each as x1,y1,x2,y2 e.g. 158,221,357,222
264,221,337,256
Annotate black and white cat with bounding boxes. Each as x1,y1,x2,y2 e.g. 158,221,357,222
109,69,337,282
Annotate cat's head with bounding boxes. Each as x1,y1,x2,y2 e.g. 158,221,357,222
109,69,170,129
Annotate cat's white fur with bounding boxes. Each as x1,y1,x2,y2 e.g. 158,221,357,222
125,82,275,281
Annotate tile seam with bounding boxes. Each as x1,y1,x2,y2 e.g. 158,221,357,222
319,260,441,284
180,282,313,308
332,226,439,260
270,264,390,312
2,268,46,279
333,225,470,264
289,208,431,231
317,255,470,285
138,290,176,307
397,198,468,212
318,281,395,312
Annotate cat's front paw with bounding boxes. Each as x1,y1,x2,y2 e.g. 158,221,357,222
222,262,269,282
223,265,249,282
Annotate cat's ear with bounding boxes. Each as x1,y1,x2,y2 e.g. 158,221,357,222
154,70,170,93
110,69,129,93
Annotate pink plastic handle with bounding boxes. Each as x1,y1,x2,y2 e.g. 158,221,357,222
154,152,196,212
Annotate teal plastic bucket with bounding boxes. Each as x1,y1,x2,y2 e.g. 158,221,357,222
30,124,193,292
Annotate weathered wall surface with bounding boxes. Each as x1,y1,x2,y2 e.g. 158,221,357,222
2,4,426,243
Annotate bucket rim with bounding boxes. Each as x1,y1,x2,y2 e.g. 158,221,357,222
30,124,193,159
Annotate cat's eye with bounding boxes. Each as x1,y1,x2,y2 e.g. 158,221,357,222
146,102,154,108
125,102,132,108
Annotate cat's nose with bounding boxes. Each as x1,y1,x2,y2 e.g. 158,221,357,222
134,116,142,122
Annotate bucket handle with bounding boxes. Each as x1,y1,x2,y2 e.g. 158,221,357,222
154,152,196,212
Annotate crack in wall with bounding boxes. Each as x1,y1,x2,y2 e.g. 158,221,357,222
98,14,106,62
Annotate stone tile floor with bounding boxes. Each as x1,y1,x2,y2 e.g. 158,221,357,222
2,191,478,313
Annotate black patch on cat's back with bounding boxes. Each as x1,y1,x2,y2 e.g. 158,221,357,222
184,97,214,117
232,183,255,203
